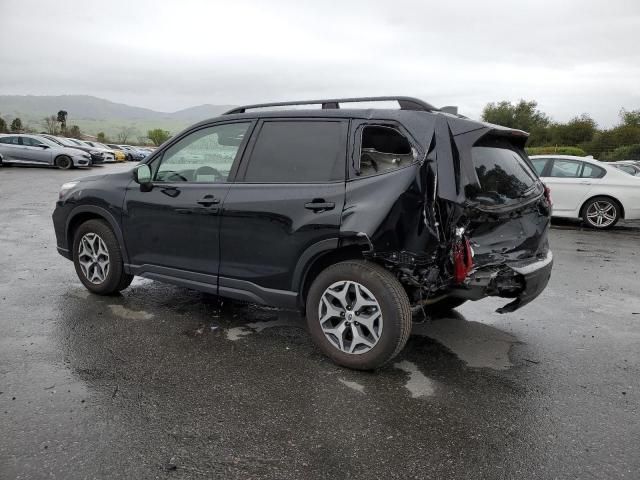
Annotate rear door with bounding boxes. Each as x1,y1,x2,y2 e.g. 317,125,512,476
219,118,348,293
0,136,24,162
543,158,593,213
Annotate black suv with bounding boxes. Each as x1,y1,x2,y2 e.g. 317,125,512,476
53,96,552,370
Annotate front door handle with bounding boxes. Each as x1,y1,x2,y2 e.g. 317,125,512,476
580,181,592,185
197,194,221,207
304,200,335,212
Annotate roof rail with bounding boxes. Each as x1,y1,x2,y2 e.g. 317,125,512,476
223,96,439,115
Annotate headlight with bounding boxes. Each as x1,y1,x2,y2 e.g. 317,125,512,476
59,181,79,199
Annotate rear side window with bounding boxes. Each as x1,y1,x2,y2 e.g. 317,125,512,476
243,121,347,183
358,126,417,177
467,139,539,206
549,159,581,178
0,136,20,145
582,163,606,178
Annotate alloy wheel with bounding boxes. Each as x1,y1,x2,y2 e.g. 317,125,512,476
318,280,383,355
586,200,616,228
77,233,110,284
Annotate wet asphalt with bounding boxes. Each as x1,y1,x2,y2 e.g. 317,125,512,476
1,163,639,479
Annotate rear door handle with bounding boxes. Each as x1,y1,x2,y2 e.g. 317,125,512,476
304,200,335,212
197,194,221,207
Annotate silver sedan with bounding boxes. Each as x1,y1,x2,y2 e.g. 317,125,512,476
0,134,92,169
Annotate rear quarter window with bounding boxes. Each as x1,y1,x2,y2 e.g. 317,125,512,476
466,138,540,207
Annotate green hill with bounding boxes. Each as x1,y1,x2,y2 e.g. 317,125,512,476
0,94,235,139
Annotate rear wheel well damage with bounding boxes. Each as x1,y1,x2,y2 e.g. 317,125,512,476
298,245,366,309
580,195,624,219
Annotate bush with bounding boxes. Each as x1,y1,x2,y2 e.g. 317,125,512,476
602,144,640,161
526,146,587,156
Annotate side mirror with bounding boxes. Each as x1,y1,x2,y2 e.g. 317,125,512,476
134,164,152,191
37,144,50,149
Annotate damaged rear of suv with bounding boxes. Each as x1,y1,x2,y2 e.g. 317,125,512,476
52,96,552,370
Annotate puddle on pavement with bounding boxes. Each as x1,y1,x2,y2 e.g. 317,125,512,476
412,313,517,370
338,378,366,394
394,360,437,397
226,316,303,341
107,304,154,320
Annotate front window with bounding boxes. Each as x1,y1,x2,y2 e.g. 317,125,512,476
154,122,250,183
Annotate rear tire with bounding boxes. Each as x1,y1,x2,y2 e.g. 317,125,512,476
306,260,412,370
73,219,133,295
582,196,620,229
55,155,73,170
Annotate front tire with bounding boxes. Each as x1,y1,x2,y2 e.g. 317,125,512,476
582,196,620,229
73,219,133,295
306,260,412,370
55,155,73,170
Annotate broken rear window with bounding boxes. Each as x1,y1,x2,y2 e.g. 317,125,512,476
467,138,540,207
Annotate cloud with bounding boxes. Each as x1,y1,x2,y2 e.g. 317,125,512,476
0,0,638,126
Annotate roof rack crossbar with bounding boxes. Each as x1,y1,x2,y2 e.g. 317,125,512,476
223,96,438,115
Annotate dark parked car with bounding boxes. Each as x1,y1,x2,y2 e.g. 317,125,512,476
52,96,553,370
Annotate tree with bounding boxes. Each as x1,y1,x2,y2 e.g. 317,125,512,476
548,114,597,146
619,108,640,127
10,117,23,132
116,126,137,143
481,100,550,146
97,132,108,143
42,115,60,135
67,125,82,139
57,110,68,133
0,115,7,133
147,128,171,146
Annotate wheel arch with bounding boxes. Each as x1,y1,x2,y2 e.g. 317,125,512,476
580,194,625,220
295,241,367,309
65,205,129,263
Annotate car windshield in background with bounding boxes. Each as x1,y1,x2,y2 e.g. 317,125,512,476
467,140,539,207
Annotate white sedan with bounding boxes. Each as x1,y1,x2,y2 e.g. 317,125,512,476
530,155,640,229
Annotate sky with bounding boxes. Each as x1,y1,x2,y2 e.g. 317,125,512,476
1,0,638,127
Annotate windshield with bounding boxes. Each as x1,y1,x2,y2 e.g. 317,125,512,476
466,138,540,207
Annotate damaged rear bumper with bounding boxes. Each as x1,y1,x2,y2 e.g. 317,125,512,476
451,250,553,313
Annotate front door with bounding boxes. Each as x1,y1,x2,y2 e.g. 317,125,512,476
20,136,53,164
219,119,348,294
122,121,254,285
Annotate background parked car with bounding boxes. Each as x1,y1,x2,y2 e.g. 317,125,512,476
40,135,109,164
64,138,116,163
106,144,137,161
81,140,124,162
530,154,640,229
0,134,92,169
610,161,640,176
119,145,148,161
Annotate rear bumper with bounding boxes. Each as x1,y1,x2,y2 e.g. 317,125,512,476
452,250,553,313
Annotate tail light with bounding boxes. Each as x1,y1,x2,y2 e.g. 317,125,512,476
543,183,552,206
453,237,474,284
